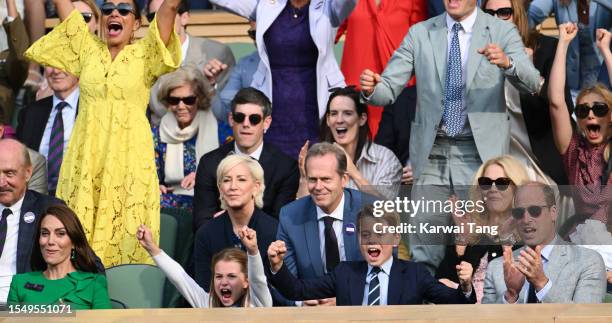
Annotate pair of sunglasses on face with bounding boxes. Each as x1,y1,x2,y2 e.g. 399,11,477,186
483,7,513,20
232,112,263,125
101,2,135,16
166,96,197,105
511,205,550,220
81,12,93,23
477,176,513,191
574,102,609,119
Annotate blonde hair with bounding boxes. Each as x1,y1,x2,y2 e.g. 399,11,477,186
157,65,212,111
209,248,250,308
216,154,265,210
576,83,612,161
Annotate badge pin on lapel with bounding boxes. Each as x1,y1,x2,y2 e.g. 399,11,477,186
23,212,35,224
344,223,356,235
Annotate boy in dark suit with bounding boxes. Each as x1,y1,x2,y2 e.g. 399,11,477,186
267,205,476,305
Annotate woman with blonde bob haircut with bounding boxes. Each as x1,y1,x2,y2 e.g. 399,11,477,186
152,65,221,212
437,155,530,303
193,154,280,296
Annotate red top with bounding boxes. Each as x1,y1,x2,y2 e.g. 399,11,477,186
336,0,427,135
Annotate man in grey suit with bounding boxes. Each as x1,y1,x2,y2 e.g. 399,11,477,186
483,182,606,304
360,0,542,272
148,0,236,125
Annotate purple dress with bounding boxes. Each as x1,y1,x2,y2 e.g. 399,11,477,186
264,2,319,159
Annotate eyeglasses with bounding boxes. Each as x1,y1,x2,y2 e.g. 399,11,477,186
575,102,609,119
146,12,156,23
511,205,550,220
101,2,135,16
477,177,513,191
81,12,93,23
247,29,256,40
232,112,263,125
483,7,513,20
166,96,197,105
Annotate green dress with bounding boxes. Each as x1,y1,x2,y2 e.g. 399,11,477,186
7,271,111,309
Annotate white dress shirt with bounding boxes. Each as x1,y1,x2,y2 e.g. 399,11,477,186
441,8,477,136
181,35,190,67
0,196,25,304
39,88,79,159
316,194,346,273
362,257,393,306
234,142,264,161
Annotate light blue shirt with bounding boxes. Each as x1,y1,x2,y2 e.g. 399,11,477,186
39,88,79,160
362,257,393,306
503,244,554,304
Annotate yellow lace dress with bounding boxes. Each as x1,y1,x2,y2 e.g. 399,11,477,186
25,10,181,266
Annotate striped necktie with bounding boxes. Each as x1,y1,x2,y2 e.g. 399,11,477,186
367,266,382,306
442,22,464,137
47,101,68,195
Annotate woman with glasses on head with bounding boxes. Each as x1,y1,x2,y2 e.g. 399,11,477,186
549,24,612,282
23,0,183,266
153,65,222,213
482,0,574,187
436,155,529,303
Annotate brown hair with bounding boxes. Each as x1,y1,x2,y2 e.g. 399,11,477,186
208,248,250,308
481,0,534,47
305,142,347,177
30,205,100,273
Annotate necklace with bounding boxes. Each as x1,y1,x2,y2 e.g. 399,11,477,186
290,0,308,19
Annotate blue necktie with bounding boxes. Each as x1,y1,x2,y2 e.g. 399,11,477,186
367,267,381,306
442,22,464,137
47,101,68,194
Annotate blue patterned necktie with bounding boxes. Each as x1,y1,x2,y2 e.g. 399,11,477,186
367,266,381,306
47,101,68,194
442,22,464,137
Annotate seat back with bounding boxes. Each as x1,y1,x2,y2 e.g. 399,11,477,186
106,264,166,308
160,213,178,259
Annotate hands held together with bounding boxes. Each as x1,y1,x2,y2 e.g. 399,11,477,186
503,245,548,303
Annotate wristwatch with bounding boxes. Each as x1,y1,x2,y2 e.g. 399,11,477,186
502,56,514,70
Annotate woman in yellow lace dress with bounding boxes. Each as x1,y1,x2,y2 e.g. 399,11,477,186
24,0,182,266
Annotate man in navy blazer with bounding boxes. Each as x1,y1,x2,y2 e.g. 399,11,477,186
268,206,476,305
276,143,374,305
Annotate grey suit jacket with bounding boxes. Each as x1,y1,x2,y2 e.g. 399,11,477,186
482,239,607,304
149,34,236,125
27,148,48,195
368,8,541,180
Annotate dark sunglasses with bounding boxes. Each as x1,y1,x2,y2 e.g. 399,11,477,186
511,205,550,220
232,112,263,125
247,29,256,40
483,7,513,20
101,2,135,16
166,96,197,105
146,12,156,23
574,102,609,119
81,12,93,23
477,177,513,191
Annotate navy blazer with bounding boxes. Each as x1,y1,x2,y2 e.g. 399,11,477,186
277,188,372,279
270,258,476,306
14,190,62,273
193,208,278,292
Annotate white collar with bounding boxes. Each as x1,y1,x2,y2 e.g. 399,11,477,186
540,243,554,262
234,142,264,161
367,256,393,277
1,194,25,215
52,87,80,110
316,193,345,221
445,6,478,33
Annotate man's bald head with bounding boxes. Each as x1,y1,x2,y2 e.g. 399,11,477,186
0,139,32,207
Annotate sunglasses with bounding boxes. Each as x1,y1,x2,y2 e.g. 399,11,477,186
81,12,93,23
166,96,197,105
511,205,550,220
477,176,513,191
101,2,135,16
247,29,256,40
146,12,156,23
574,102,609,119
232,112,263,125
483,7,513,20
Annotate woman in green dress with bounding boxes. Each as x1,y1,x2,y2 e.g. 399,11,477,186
7,205,110,309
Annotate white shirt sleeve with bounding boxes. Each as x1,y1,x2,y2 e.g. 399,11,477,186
152,250,210,308
247,253,273,307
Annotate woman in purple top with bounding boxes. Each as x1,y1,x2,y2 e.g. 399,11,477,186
210,0,357,159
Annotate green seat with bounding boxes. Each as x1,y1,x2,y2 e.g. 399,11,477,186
605,293,612,303
160,208,194,308
160,213,178,259
106,264,166,308
227,42,256,61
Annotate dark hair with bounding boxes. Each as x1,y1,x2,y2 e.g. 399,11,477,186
230,87,272,117
30,205,100,273
356,204,400,233
177,0,189,14
304,142,347,177
209,248,249,307
319,86,371,161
